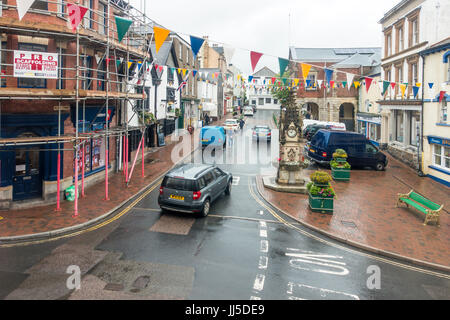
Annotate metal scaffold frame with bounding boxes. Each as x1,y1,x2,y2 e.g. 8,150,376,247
0,0,155,214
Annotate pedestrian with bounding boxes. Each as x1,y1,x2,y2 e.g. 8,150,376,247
205,114,210,126
239,118,245,131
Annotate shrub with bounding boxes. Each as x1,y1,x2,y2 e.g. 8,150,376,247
309,185,336,198
333,149,348,159
310,171,332,185
330,160,351,169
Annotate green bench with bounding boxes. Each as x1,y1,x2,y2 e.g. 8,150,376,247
397,190,444,226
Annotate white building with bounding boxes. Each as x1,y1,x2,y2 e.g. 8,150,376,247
198,69,219,122
378,0,450,169
247,66,281,110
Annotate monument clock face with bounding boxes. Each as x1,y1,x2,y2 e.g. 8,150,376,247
287,125,297,138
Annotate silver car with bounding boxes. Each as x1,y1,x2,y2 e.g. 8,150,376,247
158,164,233,217
252,125,272,142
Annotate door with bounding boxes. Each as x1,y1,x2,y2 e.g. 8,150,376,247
212,168,227,194
13,147,42,201
363,142,379,168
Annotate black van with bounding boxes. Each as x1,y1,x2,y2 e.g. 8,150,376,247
306,130,388,171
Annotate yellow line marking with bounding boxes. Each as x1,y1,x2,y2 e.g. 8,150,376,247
248,179,450,280
0,180,162,248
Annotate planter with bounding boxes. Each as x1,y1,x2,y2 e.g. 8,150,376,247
331,167,351,181
334,157,348,163
311,182,330,188
308,193,334,214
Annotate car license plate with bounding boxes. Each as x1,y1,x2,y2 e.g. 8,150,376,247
202,139,209,142
259,133,265,137
170,195,184,201
310,149,315,153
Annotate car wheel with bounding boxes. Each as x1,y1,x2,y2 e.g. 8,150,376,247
200,199,211,217
375,162,385,171
225,180,232,195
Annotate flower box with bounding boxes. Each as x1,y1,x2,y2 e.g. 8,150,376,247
308,193,334,214
331,167,351,181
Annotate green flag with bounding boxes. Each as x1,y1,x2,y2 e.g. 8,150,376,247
382,81,390,96
115,16,133,43
278,58,289,77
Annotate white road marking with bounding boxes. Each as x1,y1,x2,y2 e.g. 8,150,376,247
232,176,241,186
260,240,268,253
287,282,359,300
253,274,265,292
259,229,267,238
259,221,267,229
259,210,264,215
259,256,268,270
286,249,349,276
250,296,261,300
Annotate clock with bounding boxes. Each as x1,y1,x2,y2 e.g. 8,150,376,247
287,127,297,138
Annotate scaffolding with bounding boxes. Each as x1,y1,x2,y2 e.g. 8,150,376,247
0,0,155,214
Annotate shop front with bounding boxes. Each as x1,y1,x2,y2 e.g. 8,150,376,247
357,113,382,146
424,135,450,187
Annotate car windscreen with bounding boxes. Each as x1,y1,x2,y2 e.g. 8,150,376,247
162,177,195,191
310,131,327,148
255,127,270,131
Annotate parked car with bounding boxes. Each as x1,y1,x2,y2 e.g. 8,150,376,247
252,125,272,142
224,119,240,132
158,164,233,217
200,126,226,148
306,130,388,171
243,106,254,116
304,124,329,141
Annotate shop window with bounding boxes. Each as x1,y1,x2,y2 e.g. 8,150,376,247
251,100,256,105
77,137,107,175
410,111,420,147
359,121,367,136
395,110,404,143
17,43,47,89
433,145,450,170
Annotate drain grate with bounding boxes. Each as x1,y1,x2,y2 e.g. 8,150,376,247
341,220,357,228
104,283,124,292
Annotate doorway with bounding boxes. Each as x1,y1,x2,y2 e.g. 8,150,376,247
13,146,42,201
339,103,356,132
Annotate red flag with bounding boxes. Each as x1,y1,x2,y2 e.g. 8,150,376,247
365,77,373,92
391,82,396,90
330,81,335,88
67,4,88,32
271,77,276,84
250,51,263,72
439,91,446,103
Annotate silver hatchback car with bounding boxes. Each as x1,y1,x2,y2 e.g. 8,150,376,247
158,164,233,217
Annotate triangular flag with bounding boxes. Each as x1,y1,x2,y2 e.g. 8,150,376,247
382,81,390,96
189,36,205,59
248,76,254,82
412,86,420,99
154,26,170,54
301,63,312,82
325,68,334,84
317,80,323,89
365,77,373,93
346,73,354,90
223,47,235,64
428,83,434,89
391,82,396,90
116,59,121,70
127,61,133,70
279,58,289,77
16,0,35,21
192,70,198,78
439,91,446,103
330,80,335,88
342,81,347,88
399,84,406,98
67,4,88,32
95,54,101,64
306,79,312,87
250,51,263,72
353,81,361,89
182,69,187,77
294,78,300,87
271,77,276,84
115,16,133,43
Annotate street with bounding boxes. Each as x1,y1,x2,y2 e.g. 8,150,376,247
0,110,449,300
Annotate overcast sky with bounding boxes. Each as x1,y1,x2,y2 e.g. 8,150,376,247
130,0,399,75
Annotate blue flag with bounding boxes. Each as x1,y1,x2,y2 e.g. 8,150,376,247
190,36,205,59
325,68,334,84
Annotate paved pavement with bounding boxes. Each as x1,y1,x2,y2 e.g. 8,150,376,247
0,116,232,242
256,153,449,272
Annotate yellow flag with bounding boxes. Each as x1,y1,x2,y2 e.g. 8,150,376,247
301,63,312,81
294,78,300,86
182,69,187,77
400,84,406,97
416,83,421,87
177,68,181,74
354,81,360,89
127,61,133,70
154,26,170,54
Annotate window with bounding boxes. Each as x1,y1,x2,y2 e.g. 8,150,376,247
251,100,256,105
82,55,93,90
57,49,66,89
274,99,278,104
365,99,370,112
83,0,93,29
198,177,206,190
410,111,420,147
306,73,317,91
366,143,378,154
17,43,47,88
447,59,450,82
398,27,404,52
386,33,392,56
439,101,448,123
98,2,107,35
30,0,48,11
1,41,6,87
57,0,65,18
412,19,419,45
395,110,404,143
433,145,450,170
265,98,271,104
213,168,224,178
203,171,214,185
258,98,264,105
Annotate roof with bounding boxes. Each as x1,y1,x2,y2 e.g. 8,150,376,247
167,163,213,179
150,41,173,64
212,46,224,55
420,37,450,56
331,50,381,68
289,47,381,63
253,66,277,77
378,0,410,24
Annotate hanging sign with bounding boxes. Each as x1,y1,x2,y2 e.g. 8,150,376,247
14,50,59,79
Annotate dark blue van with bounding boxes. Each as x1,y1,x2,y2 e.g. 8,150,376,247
200,126,226,148
306,130,388,171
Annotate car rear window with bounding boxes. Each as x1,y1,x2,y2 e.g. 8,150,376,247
162,177,194,191
311,131,327,148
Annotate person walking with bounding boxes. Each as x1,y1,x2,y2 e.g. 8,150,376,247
239,118,245,132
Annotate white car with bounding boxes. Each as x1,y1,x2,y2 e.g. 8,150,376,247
224,119,239,131
243,107,254,116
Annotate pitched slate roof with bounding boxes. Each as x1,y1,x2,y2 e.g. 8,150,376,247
289,47,380,63
252,66,277,77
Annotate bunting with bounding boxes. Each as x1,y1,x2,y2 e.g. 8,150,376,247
250,51,263,72
353,81,361,89
301,63,312,82
67,3,88,32
115,16,133,43
16,0,35,21
154,26,171,54
189,36,205,59
365,77,373,93
399,84,406,98
412,86,420,99
324,68,333,85
382,81,390,96
279,58,289,77
439,91,446,103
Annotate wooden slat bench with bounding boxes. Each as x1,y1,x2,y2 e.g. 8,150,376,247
397,190,444,226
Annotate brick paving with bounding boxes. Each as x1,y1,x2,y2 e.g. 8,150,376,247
256,153,450,269
0,116,231,239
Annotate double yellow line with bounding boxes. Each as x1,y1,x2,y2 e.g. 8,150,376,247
0,180,162,248
248,179,450,280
